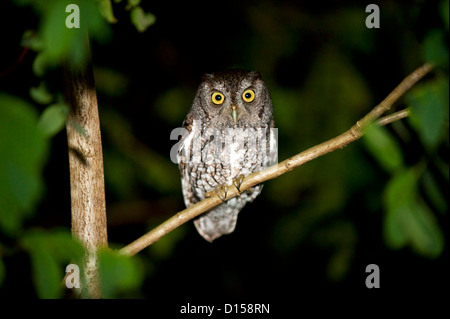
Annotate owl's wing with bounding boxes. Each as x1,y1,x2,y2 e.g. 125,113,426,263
269,127,278,166
177,113,199,208
181,111,195,133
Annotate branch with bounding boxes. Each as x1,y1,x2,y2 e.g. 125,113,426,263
64,41,108,298
119,63,433,256
376,109,410,126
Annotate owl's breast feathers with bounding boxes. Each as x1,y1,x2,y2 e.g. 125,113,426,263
177,117,269,241
177,116,275,206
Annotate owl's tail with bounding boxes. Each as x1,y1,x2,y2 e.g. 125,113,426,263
193,205,240,242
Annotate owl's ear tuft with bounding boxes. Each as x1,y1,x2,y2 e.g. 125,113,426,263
201,73,214,82
249,71,261,79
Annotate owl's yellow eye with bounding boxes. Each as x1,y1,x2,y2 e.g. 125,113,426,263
211,92,224,105
242,89,255,103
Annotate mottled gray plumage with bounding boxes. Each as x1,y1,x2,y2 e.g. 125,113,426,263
177,69,276,242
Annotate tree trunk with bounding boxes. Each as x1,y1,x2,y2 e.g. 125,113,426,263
64,49,108,298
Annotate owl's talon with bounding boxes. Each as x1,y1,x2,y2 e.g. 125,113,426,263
232,175,245,193
216,185,228,202
205,185,228,201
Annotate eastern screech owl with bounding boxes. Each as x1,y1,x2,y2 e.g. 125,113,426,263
177,69,277,242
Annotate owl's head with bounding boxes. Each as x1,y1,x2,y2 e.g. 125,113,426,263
192,69,273,128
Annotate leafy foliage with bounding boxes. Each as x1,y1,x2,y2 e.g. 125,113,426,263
98,248,144,298
21,229,85,298
362,23,448,259
1,0,154,299
408,76,449,149
383,168,444,257
0,93,48,235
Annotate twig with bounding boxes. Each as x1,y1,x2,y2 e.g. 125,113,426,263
119,63,433,256
377,109,410,126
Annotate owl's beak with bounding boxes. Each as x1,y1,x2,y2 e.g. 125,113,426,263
231,105,238,124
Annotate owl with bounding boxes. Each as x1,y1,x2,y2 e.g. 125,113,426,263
177,69,277,242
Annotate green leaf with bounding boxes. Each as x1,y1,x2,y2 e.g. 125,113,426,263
30,245,61,298
406,200,444,258
0,93,48,235
98,248,143,298
383,168,444,258
22,233,62,298
30,81,53,105
21,30,44,51
27,0,112,67
384,168,418,249
422,170,447,214
407,77,449,149
32,52,49,77
126,0,141,10
327,247,353,282
80,0,113,44
22,229,85,298
363,123,404,172
130,6,156,32
423,29,449,68
98,0,118,23
38,103,69,138
385,205,409,249
41,1,86,65
43,230,85,264
314,221,356,282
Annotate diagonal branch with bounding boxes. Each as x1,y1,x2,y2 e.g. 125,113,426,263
119,63,433,256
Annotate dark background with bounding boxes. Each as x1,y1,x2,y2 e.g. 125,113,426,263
0,0,448,306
